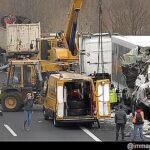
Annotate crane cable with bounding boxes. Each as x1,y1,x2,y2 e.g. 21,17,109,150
97,0,106,116
97,0,104,76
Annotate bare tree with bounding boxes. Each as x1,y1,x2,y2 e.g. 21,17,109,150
0,0,150,35
103,0,147,35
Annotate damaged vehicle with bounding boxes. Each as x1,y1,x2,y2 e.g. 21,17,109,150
121,46,150,118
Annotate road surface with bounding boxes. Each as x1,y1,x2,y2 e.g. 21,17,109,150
0,105,150,142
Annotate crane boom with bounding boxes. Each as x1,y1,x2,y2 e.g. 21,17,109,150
65,0,83,55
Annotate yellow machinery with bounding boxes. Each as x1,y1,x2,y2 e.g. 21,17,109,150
0,0,111,125
0,59,43,111
42,0,111,127
0,0,84,112
39,0,83,72
42,71,111,127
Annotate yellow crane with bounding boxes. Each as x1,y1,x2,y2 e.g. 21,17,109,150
0,0,84,112
40,0,83,70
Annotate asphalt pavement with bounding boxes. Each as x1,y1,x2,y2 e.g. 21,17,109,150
0,105,150,142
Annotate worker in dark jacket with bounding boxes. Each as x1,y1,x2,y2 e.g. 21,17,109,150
115,105,127,141
23,93,34,131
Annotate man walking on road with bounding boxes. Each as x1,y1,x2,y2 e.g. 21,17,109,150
23,93,34,131
132,106,144,141
115,105,127,141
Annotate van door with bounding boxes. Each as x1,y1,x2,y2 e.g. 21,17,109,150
56,81,64,119
95,79,111,119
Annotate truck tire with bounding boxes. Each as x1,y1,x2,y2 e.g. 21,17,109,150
1,92,22,112
84,122,93,128
67,101,88,109
67,109,88,116
43,107,49,120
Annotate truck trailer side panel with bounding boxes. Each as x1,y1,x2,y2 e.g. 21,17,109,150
0,23,41,53
0,27,7,51
79,33,112,75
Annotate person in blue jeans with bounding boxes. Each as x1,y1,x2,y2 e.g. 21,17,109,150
23,93,34,131
132,106,145,141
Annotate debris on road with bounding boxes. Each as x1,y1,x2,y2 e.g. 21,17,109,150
1,15,31,28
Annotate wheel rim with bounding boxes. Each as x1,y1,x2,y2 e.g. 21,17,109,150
5,97,17,109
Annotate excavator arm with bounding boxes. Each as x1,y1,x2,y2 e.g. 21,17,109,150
65,0,83,55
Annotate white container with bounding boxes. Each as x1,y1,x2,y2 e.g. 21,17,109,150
79,33,113,76
0,23,41,53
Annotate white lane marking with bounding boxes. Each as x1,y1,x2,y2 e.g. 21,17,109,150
80,127,102,142
145,135,150,138
4,124,17,137
38,120,43,123
143,132,150,138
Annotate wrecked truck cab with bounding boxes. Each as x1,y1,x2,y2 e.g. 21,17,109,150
121,47,150,89
42,71,111,127
121,47,150,117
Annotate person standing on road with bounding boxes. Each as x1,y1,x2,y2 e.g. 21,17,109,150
132,106,144,141
115,105,127,141
23,93,34,131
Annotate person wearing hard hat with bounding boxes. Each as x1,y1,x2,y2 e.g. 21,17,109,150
110,84,118,110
